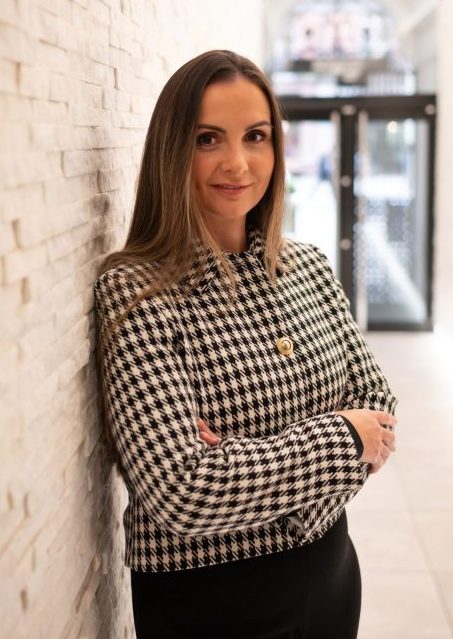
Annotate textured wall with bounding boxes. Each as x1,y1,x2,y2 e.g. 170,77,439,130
0,1,262,637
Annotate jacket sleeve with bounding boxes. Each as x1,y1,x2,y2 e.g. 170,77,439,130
94,266,370,538
310,245,398,416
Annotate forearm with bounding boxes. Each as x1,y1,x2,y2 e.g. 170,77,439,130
111,409,366,537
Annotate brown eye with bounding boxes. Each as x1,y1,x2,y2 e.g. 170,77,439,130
245,130,267,143
196,133,217,146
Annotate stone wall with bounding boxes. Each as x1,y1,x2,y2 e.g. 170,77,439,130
0,1,263,637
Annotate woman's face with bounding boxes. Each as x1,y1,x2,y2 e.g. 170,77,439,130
192,77,275,227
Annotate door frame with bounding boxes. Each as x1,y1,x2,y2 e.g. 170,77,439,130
278,94,436,331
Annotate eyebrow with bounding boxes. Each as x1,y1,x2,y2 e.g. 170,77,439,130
196,120,273,132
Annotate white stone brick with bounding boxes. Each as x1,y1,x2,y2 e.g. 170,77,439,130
54,293,84,335
131,92,152,114
91,0,111,24
101,86,116,109
15,211,53,249
56,20,82,53
23,262,54,301
63,147,131,177
0,281,22,318
4,244,48,284
43,174,97,207
15,0,41,34
29,122,74,151
0,58,17,94
0,94,33,123
0,151,62,189
0,24,37,65
72,81,103,108
108,44,140,75
21,0,71,21
35,41,69,74
0,221,17,256
49,72,73,103
35,5,60,45
86,39,110,65
111,109,148,129
68,50,115,87
31,98,67,122
51,200,90,235
1,183,44,223
114,67,151,95
0,341,20,396
97,165,136,191
18,315,56,360
0,122,30,154
0,0,18,26
68,102,110,127
46,229,76,262
116,89,131,111
19,64,50,100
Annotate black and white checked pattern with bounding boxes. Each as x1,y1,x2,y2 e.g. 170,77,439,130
94,224,398,573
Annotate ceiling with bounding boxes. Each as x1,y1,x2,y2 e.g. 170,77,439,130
262,0,438,68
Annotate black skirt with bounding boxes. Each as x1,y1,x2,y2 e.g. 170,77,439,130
130,510,361,639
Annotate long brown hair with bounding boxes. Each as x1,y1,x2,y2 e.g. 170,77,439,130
95,49,289,461
99,49,288,296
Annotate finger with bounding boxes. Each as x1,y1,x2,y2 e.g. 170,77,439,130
197,418,213,435
368,461,380,474
381,445,391,463
197,419,219,440
374,411,397,427
381,429,396,451
199,431,221,446
369,453,385,473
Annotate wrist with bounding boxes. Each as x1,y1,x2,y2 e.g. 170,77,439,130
338,414,364,459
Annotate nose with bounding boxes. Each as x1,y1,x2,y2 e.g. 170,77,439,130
219,143,248,175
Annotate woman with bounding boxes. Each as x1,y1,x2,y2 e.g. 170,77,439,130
94,50,397,639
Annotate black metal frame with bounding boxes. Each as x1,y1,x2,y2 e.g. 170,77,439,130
278,94,436,331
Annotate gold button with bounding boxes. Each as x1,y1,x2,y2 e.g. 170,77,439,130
276,337,294,356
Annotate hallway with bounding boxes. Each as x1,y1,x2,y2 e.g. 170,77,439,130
348,332,453,638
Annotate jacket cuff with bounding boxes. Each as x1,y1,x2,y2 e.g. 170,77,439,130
338,415,364,459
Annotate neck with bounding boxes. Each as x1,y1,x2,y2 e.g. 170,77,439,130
205,218,249,253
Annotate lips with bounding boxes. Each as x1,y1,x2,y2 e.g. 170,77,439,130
211,183,251,193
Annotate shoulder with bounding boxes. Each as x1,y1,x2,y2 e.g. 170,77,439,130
94,261,152,293
93,261,165,325
281,239,343,305
281,237,335,276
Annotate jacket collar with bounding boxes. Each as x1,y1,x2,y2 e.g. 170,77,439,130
176,224,295,296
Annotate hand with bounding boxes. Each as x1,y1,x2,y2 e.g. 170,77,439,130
334,408,397,474
196,417,222,447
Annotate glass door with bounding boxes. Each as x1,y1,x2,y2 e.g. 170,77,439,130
279,95,435,331
355,114,432,329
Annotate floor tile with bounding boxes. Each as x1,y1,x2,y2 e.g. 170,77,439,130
353,332,453,639
348,508,427,571
397,464,453,510
348,461,407,512
414,511,453,571
435,572,453,631
358,569,452,639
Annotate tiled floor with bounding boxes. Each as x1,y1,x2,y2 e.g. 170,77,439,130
347,332,453,639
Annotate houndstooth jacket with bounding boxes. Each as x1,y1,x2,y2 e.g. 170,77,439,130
94,223,398,573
